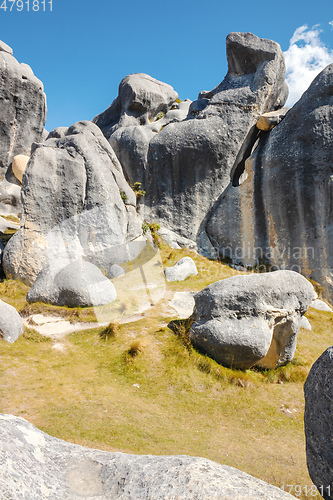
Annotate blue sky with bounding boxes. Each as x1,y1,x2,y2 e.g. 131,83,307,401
0,0,332,131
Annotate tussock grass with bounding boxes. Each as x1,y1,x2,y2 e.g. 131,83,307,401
0,246,332,499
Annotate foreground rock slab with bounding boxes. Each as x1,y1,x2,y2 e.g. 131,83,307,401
304,347,333,500
190,270,315,369
0,414,295,499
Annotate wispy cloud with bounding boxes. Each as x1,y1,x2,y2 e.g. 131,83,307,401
329,21,333,29
284,25,333,106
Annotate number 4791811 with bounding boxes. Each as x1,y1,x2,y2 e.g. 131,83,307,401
0,0,52,11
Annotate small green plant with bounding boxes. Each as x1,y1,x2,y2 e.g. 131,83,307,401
142,221,150,235
131,182,146,198
120,191,127,203
141,221,161,246
154,111,165,122
175,98,182,103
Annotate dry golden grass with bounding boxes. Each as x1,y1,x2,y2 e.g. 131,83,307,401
0,246,331,499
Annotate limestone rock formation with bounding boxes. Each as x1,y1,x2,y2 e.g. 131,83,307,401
107,263,125,279
0,41,46,172
93,74,189,186
164,256,198,282
141,32,287,250
256,107,289,131
190,270,315,370
0,414,295,499
11,154,29,183
3,121,144,286
27,260,117,307
0,299,24,343
207,64,333,302
304,346,333,499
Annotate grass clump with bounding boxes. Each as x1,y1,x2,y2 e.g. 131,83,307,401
99,322,118,341
22,328,52,343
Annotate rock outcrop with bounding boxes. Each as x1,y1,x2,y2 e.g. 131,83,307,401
142,32,287,250
27,260,117,307
3,121,145,286
164,256,198,282
0,414,295,499
0,41,46,172
207,64,333,302
304,346,333,499
190,270,316,369
0,299,24,342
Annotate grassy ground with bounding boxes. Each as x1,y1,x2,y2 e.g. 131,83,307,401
0,245,332,499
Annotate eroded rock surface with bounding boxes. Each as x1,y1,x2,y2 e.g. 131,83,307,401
0,414,295,499
190,270,315,369
304,346,333,499
3,121,144,286
0,299,23,343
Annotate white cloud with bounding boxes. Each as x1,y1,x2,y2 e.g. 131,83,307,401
284,24,333,106
329,21,333,29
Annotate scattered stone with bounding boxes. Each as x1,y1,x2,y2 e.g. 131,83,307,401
256,107,289,131
300,316,312,331
304,346,333,497
190,270,316,370
27,260,117,308
310,299,333,312
0,299,24,343
157,226,197,251
107,264,125,279
169,291,195,318
164,257,198,282
11,154,29,183
0,414,295,499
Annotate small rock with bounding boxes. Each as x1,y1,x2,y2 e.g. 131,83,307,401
310,299,333,312
107,264,125,279
164,257,198,282
0,299,24,343
256,107,289,131
11,155,29,183
169,292,195,318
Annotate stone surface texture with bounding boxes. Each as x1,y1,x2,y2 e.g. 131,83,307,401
304,346,333,499
0,299,24,342
11,154,29,183
3,121,144,286
27,260,117,307
190,270,316,369
0,414,295,500
207,63,333,303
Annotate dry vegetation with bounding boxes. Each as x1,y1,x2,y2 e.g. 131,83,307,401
0,244,332,499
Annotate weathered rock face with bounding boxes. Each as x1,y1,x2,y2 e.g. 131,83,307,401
93,74,189,186
141,32,287,249
0,299,24,342
190,270,315,369
3,121,144,286
304,346,333,499
27,260,117,307
0,414,295,499
206,63,333,302
93,73,179,137
0,41,46,172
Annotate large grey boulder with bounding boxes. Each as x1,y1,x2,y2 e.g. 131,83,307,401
304,346,333,499
0,41,46,172
3,121,145,286
0,299,24,342
140,32,287,249
0,414,295,499
207,63,333,302
190,270,316,370
164,256,198,282
27,260,117,307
